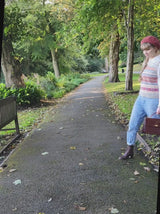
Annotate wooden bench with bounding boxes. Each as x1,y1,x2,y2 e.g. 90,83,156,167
0,96,20,135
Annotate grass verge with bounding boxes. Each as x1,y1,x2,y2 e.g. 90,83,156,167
104,73,140,119
0,105,53,152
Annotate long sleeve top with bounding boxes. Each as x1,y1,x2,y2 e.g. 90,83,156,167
139,55,160,101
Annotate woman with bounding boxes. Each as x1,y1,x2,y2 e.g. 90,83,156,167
120,35,160,160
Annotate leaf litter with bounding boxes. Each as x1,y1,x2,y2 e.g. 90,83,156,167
134,170,140,176
41,152,49,156
144,167,151,172
70,146,76,150
13,179,21,185
9,169,17,173
109,207,119,213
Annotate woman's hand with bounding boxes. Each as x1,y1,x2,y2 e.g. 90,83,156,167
156,106,160,114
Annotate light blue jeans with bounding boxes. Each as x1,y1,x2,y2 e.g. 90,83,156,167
127,95,160,146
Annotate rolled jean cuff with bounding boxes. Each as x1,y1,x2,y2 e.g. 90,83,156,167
127,142,135,146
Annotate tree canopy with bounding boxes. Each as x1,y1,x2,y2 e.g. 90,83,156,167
1,0,160,89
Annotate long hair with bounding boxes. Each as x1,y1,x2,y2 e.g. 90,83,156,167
139,43,155,81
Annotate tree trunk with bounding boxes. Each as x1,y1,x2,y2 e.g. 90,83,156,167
105,57,109,73
1,38,25,88
108,31,120,82
125,0,134,90
51,48,60,78
0,0,4,62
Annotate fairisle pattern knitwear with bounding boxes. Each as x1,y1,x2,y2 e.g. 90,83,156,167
140,55,160,99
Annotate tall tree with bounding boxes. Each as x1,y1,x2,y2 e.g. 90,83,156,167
2,36,24,88
0,0,4,63
15,0,77,78
1,4,25,88
123,0,160,90
123,0,134,90
20,0,62,78
74,0,123,82
134,0,160,39
108,29,120,82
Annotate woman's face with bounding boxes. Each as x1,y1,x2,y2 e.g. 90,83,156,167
143,46,158,59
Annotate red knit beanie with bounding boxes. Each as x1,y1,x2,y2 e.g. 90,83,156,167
141,36,160,49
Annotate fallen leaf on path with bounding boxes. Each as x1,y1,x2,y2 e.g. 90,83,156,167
109,207,119,213
74,205,87,211
9,169,17,173
48,198,52,203
59,127,64,130
12,207,17,211
70,146,76,150
80,182,86,185
13,179,21,185
139,162,146,166
154,168,159,173
134,170,140,176
0,167,3,173
144,167,151,172
41,152,49,156
129,178,135,181
78,206,87,211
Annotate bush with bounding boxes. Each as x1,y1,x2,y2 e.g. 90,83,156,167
39,72,57,99
86,57,104,73
0,83,16,99
71,56,89,73
52,89,66,98
0,72,90,104
0,83,43,106
63,82,77,92
17,83,43,106
57,72,90,93
80,73,91,80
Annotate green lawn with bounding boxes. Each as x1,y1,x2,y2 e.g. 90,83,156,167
104,73,140,119
0,106,51,136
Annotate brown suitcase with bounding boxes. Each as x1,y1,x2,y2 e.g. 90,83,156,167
142,116,160,135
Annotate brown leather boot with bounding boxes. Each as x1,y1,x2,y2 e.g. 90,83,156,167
119,145,134,160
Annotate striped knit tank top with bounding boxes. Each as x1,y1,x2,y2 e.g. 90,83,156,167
139,55,160,99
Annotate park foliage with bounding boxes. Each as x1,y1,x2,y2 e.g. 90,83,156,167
0,72,90,106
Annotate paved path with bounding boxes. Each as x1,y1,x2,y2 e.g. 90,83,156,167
0,76,158,214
